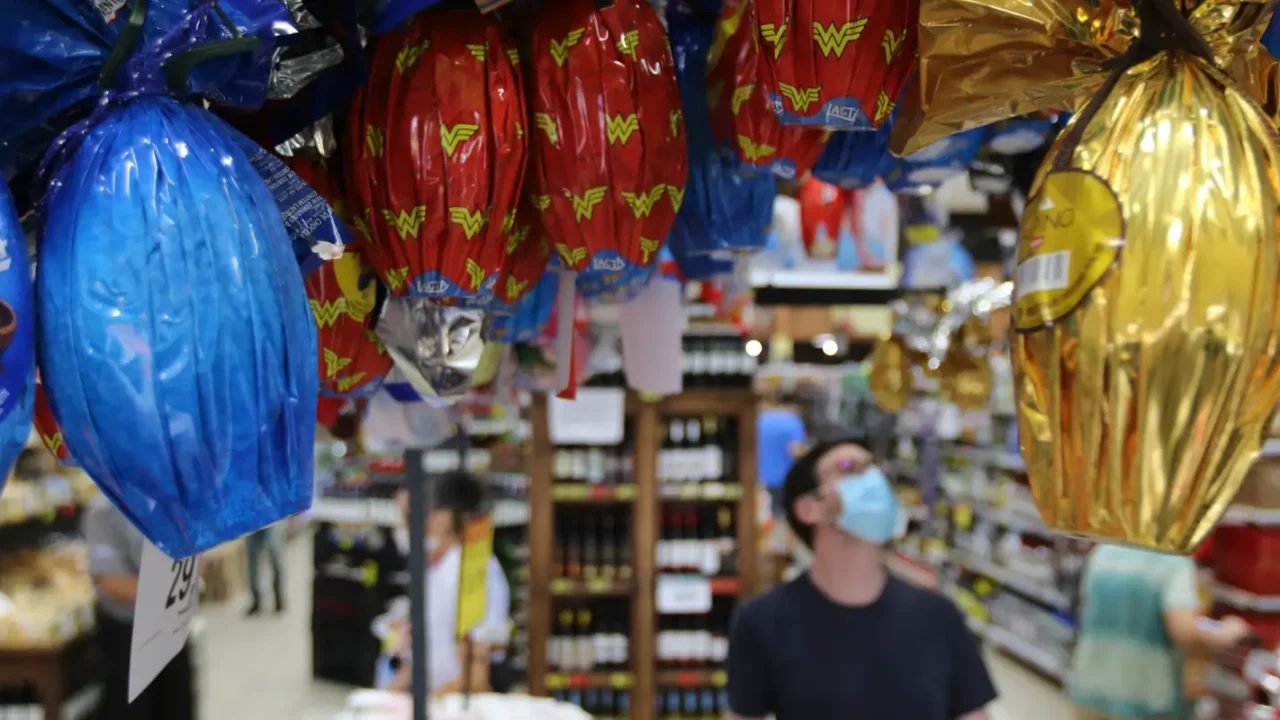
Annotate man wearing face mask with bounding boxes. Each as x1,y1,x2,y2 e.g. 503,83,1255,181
726,439,997,720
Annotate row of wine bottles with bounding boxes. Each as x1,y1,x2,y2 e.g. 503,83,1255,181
656,606,732,668
655,505,737,576
553,437,636,486
657,687,732,720
549,689,631,720
0,686,43,720
682,336,757,390
553,507,633,582
548,602,631,673
658,416,738,485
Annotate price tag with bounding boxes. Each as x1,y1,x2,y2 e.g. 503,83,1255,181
609,672,634,689
549,388,626,445
723,485,743,500
129,540,200,701
711,670,728,687
656,574,712,615
553,484,590,501
615,485,637,501
545,673,568,689
550,578,573,594
587,578,613,594
678,485,699,499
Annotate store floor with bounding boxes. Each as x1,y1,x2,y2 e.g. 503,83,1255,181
195,534,1075,720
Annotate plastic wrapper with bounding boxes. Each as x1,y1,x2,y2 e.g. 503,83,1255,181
0,0,294,176
706,0,828,179
0,184,34,490
881,127,983,192
753,0,918,130
376,300,486,406
487,272,559,344
367,0,446,33
491,200,553,312
1013,6,1280,552
890,0,1271,156
668,10,777,258
38,96,318,558
798,176,858,262
34,380,74,466
811,121,893,189
526,0,687,275
347,7,526,303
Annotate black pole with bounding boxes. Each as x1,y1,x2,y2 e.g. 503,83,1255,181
405,448,429,720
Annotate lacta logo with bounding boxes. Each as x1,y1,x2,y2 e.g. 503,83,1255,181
826,105,862,125
412,278,452,295
592,256,626,272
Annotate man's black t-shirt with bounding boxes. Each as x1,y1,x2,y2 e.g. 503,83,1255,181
727,574,997,719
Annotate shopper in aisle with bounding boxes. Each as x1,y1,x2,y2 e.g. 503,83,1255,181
727,439,997,720
83,497,196,720
1069,545,1252,720
757,393,808,519
385,471,512,696
243,521,287,615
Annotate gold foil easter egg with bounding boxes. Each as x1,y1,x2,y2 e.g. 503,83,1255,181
869,336,914,412
939,349,993,411
1013,53,1280,553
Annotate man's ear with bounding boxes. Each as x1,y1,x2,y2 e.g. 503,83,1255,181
794,493,825,527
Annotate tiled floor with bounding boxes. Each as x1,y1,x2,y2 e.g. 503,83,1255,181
195,534,1075,719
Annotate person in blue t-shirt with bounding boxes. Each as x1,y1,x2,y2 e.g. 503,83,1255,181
757,393,808,519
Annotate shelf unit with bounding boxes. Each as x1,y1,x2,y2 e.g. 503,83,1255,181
527,390,758,720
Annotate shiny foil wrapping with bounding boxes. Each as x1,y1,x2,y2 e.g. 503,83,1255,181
526,0,687,279
868,335,913,412
1013,52,1280,552
891,0,1272,156
377,300,487,406
707,0,829,179
347,8,526,302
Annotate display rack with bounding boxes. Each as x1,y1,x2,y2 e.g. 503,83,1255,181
526,390,758,720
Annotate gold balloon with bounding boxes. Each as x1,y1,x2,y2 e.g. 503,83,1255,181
869,336,914,412
1013,53,1280,552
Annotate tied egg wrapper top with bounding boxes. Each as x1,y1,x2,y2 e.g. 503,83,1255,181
38,96,318,559
526,0,688,284
706,0,829,180
346,7,528,305
752,0,918,130
1004,4,1280,551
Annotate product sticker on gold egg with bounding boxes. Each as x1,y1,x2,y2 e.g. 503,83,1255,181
1014,170,1123,332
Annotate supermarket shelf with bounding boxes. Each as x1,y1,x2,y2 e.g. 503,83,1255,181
658,483,744,502
1212,582,1280,613
1219,505,1280,527
655,668,728,688
310,497,400,527
749,266,902,306
981,623,1066,682
552,484,638,503
951,551,1071,612
549,577,636,597
969,502,1056,539
544,671,636,690
946,446,1026,473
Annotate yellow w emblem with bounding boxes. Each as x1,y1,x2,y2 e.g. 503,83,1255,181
385,267,410,292
395,41,431,74
467,43,487,61
465,259,486,290
550,28,586,67
738,135,776,162
382,206,427,241
43,432,63,458
670,110,683,138
731,84,755,116
506,276,529,299
506,48,520,65
352,208,373,241
530,194,552,212
449,207,488,240
515,121,523,139
665,184,685,212
568,187,608,222
323,348,353,379
621,186,666,218
779,82,821,113
366,126,385,158
441,123,479,157
813,20,867,58
556,243,589,267
616,29,639,60
336,373,368,393
535,113,559,144
639,237,660,264
310,298,349,329
759,22,788,59
606,114,639,145
500,209,518,235
506,225,531,255
883,28,907,64
875,90,895,123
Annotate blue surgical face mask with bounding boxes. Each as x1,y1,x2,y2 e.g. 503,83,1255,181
831,466,900,545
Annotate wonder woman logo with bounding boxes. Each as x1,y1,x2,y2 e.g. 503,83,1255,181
670,110,683,139
382,207,427,241
550,28,586,67
621,186,666,218
556,244,588,267
310,298,349,329
665,184,685,212
531,195,552,212
449,207,489,240
42,432,64,459
813,20,867,58
779,83,821,113
501,209,518,235
568,187,608,222
731,84,755,116
506,225,531,255
506,276,529,299
616,29,639,60
465,259,486,290
467,43,487,61
535,113,559,145
323,348,353,379
875,90,895,123
738,135,776,162
336,373,369,394
606,114,639,145
366,126,385,158
396,41,431,74
352,208,373,241
759,22,788,59
507,48,520,65
441,123,479,157
882,28,907,64
385,267,410,292
639,237,660,264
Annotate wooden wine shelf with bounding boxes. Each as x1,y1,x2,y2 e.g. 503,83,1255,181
528,390,759,720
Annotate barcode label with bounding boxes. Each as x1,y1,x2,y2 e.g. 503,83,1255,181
1017,251,1070,296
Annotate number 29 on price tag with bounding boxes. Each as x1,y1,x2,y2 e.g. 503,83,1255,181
129,539,200,701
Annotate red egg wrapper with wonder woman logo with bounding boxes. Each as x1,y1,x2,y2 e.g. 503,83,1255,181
34,380,72,466
525,0,687,278
754,0,917,130
708,0,828,179
347,8,527,303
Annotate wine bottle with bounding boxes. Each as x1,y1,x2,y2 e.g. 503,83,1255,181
684,417,703,484
575,608,594,672
699,506,721,576
710,607,730,667
583,514,600,581
553,609,574,670
586,445,606,485
617,512,633,581
601,512,617,580
717,506,738,577
566,516,582,580
702,416,723,483
571,447,588,482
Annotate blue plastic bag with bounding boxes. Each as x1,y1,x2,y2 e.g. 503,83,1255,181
0,185,36,493
882,127,984,193
812,123,894,190
367,0,445,33
38,96,319,558
487,272,558,344
0,0,291,176
667,10,776,257
983,118,1053,156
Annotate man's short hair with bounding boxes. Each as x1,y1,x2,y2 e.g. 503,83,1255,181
783,436,869,548
430,471,486,533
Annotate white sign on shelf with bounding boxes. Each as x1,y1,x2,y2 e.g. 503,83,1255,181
548,388,626,446
656,574,713,615
130,540,200,701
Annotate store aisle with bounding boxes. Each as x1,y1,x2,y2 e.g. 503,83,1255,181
195,532,1074,720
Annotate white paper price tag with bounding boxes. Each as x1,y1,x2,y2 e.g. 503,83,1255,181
130,540,200,701
656,574,712,615
549,388,626,446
